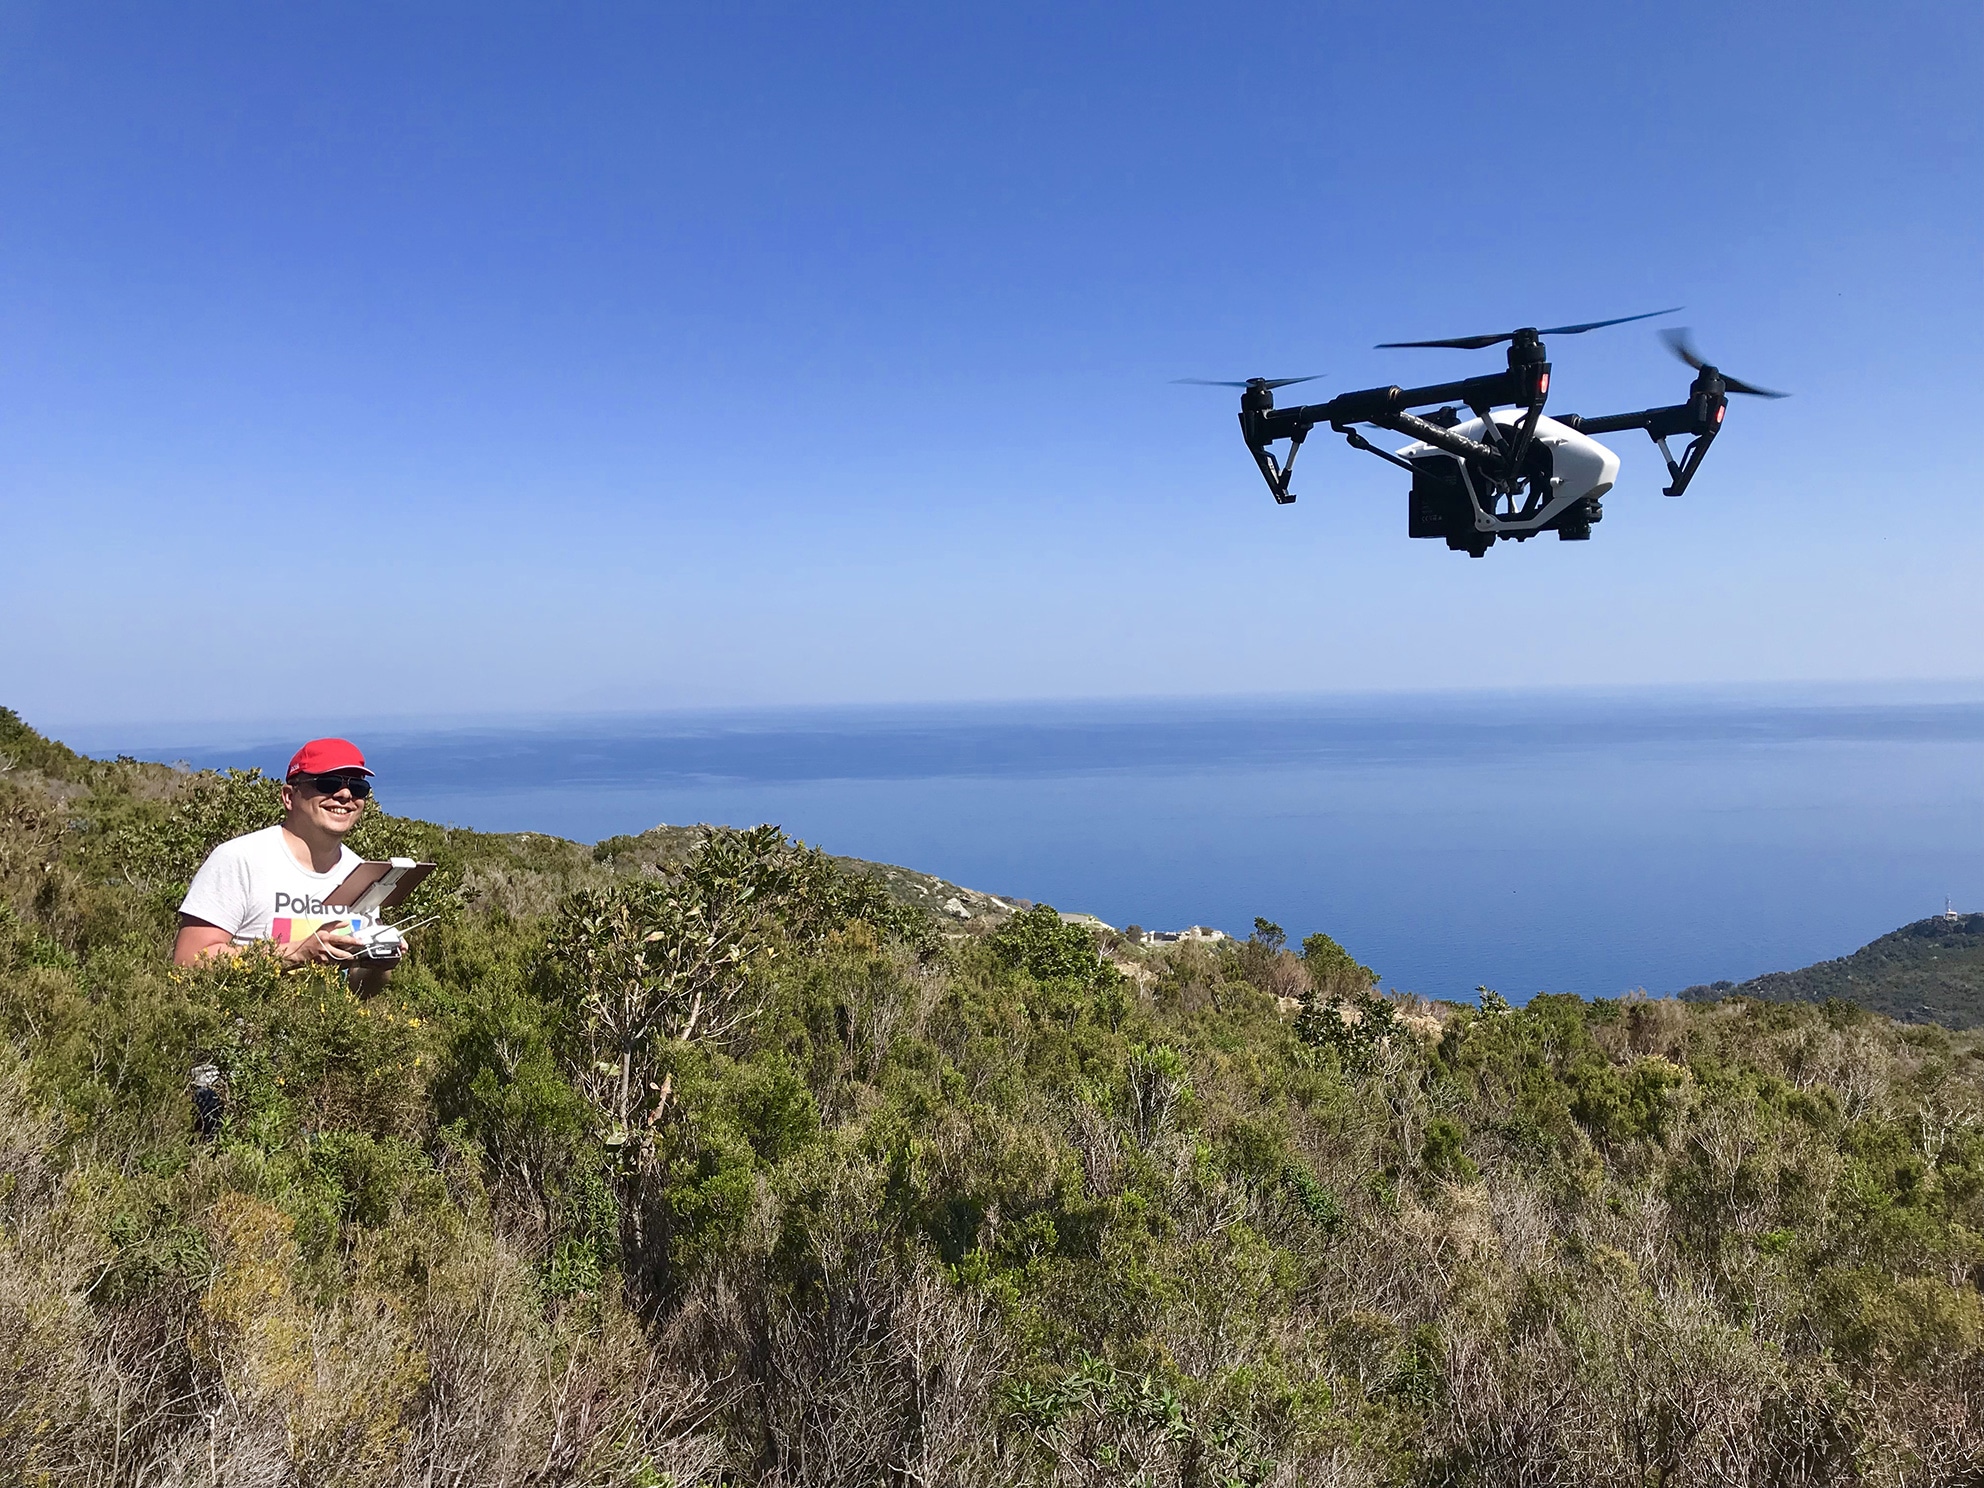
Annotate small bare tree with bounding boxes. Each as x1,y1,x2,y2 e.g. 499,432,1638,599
545,826,929,1302
1122,1042,1191,1150
548,825,806,1148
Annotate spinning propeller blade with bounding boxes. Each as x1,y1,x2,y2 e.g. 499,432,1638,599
1376,307,1683,351
1661,329,1788,398
1374,332,1516,351
1172,375,1324,389
1537,308,1685,337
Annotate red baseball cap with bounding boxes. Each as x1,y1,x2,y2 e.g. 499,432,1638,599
286,738,372,780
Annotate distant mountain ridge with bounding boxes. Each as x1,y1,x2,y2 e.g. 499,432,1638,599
1681,912,1984,1029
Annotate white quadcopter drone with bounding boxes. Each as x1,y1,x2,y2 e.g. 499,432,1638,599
1181,311,1786,556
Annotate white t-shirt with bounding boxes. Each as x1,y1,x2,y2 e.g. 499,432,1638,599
179,825,365,947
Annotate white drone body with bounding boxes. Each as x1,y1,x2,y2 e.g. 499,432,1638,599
1396,410,1619,542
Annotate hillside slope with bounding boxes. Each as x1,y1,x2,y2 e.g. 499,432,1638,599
3,705,1982,1485
1682,913,1984,1029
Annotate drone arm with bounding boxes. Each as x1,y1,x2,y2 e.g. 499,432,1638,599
1555,400,1721,496
1277,367,1525,431
1239,366,1532,501
1552,408,1657,436
1383,410,1500,466
1497,374,1551,484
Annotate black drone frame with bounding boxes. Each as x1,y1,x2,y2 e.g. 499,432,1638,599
1231,313,1771,508
1554,345,1780,498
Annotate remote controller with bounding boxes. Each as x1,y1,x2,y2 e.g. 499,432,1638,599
335,918,407,963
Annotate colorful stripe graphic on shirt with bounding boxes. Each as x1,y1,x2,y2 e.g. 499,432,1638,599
271,916,361,945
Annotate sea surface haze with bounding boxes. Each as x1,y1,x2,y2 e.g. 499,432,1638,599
78,688,1984,1004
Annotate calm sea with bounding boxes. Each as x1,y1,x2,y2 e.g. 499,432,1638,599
79,689,1984,1003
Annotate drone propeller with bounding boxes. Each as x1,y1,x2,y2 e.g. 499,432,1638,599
1376,307,1683,351
1660,328,1788,398
1172,375,1324,389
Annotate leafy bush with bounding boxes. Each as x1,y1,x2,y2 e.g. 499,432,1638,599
1300,930,1376,997
1296,986,1402,1075
94,766,282,900
989,903,1122,991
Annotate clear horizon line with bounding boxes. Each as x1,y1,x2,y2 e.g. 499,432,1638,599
31,673,1984,753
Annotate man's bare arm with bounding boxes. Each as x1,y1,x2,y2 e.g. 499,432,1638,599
174,916,237,966
174,914,367,969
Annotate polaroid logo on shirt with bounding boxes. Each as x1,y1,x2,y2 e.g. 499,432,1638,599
274,892,332,914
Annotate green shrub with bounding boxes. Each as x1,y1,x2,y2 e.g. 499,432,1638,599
990,904,1122,992
1419,1117,1478,1184
1300,931,1376,996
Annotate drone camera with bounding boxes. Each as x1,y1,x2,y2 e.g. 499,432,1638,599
1555,496,1602,541
1407,457,1473,541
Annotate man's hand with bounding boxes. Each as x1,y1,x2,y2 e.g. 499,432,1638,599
172,914,399,993
279,927,364,966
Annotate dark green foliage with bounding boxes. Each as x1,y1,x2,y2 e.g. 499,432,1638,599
544,826,921,1139
1296,986,1400,1074
92,767,282,900
0,705,89,780
1280,1160,1345,1232
1683,912,1984,1028
1566,1053,1687,1146
1300,930,1377,996
1008,1354,1221,1484
1419,1117,1477,1184
541,825,933,1298
989,903,1122,991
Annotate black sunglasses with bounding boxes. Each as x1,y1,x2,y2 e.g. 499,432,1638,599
298,772,372,799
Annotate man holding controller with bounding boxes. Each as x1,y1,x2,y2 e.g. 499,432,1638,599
174,737,402,995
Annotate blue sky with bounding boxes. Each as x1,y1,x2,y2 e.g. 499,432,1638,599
3,2,1979,731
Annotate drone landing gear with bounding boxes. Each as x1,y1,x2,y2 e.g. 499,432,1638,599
1246,420,1308,503
1652,430,1714,498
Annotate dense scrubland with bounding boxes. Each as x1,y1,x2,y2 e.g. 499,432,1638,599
2,707,1982,1487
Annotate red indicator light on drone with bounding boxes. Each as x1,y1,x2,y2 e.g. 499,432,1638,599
1538,371,1550,396
1714,404,1724,424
